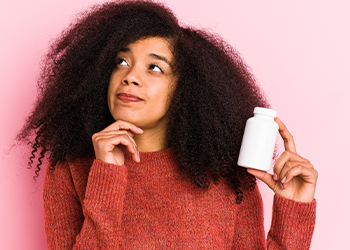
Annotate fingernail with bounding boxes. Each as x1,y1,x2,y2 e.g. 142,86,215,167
281,176,287,183
280,183,284,189
138,128,143,132
273,173,278,181
137,151,140,162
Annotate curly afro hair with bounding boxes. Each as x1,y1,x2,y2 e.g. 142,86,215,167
17,0,270,203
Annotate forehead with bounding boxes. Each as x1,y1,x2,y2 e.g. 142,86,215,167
122,37,174,59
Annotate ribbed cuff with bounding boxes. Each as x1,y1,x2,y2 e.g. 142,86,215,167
272,194,316,225
268,195,316,249
84,159,128,210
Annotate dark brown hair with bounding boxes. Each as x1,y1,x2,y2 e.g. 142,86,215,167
17,0,269,203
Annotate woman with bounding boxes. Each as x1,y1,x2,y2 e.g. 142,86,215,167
17,0,317,249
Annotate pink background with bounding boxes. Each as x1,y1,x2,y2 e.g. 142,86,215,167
1,0,349,249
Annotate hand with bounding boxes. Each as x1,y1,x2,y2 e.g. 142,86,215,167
92,120,143,165
247,117,318,203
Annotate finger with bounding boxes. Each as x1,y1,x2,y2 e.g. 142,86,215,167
99,134,135,153
95,131,137,142
103,120,143,134
95,128,135,138
94,133,140,163
273,150,310,179
93,131,138,149
280,165,318,188
103,135,140,162
279,160,314,179
275,117,296,153
279,160,314,182
278,161,313,184
247,168,277,191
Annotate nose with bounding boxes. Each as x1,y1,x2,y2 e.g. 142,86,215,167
121,67,143,86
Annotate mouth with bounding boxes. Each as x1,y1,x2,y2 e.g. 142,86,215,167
116,93,143,102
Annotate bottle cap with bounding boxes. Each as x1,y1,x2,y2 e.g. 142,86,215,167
253,107,277,117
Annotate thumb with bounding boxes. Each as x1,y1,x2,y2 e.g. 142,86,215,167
247,168,275,190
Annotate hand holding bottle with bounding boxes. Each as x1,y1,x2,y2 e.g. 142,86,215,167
247,118,318,203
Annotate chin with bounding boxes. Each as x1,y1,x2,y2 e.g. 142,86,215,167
110,113,141,127
110,110,167,130
112,114,136,124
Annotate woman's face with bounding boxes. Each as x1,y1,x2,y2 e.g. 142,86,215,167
107,37,177,130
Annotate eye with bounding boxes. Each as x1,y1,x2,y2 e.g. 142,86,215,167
149,64,163,73
115,58,128,66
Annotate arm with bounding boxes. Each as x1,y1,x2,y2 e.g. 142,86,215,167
231,186,316,250
267,195,316,249
43,120,143,249
43,159,128,249
247,117,318,249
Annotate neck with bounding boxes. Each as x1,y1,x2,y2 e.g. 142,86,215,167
133,128,168,152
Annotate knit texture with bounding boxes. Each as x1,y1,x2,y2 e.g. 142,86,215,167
43,148,316,249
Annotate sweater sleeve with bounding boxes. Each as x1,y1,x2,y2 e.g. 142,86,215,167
267,195,316,249
43,159,128,249
232,186,316,250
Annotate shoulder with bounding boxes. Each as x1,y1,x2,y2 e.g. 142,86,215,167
237,183,264,215
44,156,95,202
46,156,94,180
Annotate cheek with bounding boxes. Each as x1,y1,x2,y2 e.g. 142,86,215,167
164,81,177,106
107,71,119,98
151,86,175,113
107,80,116,111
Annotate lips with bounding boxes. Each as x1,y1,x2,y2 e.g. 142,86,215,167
116,93,143,102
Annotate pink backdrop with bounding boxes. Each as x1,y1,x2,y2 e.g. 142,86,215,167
1,0,349,249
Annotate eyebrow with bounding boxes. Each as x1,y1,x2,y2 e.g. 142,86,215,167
149,53,172,67
119,48,172,67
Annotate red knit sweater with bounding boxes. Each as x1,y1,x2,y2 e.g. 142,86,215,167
43,148,316,249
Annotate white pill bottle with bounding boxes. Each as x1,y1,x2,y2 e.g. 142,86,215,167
237,107,279,171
